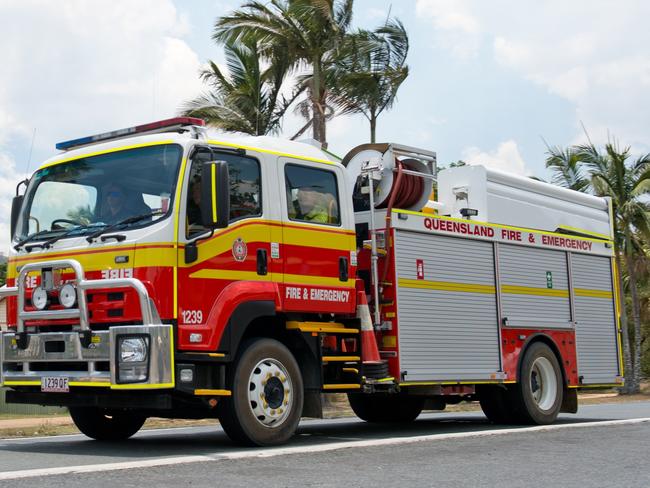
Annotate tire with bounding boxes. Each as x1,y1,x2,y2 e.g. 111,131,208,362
477,385,516,424
511,342,563,425
69,407,146,441
219,338,304,446
347,393,424,423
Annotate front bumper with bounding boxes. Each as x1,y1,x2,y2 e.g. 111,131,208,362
0,258,174,390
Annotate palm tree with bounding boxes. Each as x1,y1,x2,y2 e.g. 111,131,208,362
329,19,409,143
213,0,355,147
181,40,298,135
577,141,650,393
544,144,590,192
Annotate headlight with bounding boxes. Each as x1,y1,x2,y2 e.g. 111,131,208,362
119,337,148,363
32,286,49,310
59,283,77,309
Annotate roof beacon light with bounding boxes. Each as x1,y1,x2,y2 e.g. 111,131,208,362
55,117,205,151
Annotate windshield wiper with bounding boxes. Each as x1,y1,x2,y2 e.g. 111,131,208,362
14,229,58,251
86,211,164,243
33,224,90,251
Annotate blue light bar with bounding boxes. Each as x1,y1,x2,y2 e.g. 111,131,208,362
55,117,205,151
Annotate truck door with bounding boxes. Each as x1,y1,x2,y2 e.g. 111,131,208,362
176,146,271,348
278,158,356,315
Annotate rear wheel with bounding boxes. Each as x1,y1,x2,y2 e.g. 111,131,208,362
347,393,424,423
477,385,516,424
511,342,563,424
69,407,146,441
219,338,304,446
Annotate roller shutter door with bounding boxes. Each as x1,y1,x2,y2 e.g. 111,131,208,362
395,231,500,381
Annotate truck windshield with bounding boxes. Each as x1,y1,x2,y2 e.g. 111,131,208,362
14,144,183,242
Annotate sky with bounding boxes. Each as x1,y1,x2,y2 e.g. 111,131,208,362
1,0,649,248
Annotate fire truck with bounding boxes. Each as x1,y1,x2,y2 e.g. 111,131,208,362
0,118,622,446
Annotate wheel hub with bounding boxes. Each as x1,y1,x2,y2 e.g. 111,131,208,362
247,358,293,427
530,357,558,411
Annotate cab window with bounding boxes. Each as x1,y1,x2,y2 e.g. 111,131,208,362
186,149,262,238
285,164,340,225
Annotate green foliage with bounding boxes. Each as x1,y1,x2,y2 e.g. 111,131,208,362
546,138,650,390
181,40,298,135
328,19,409,143
207,0,408,146
0,262,6,287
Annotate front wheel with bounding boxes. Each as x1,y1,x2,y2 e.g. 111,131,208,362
219,338,304,446
511,342,563,424
69,407,146,440
347,393,424,423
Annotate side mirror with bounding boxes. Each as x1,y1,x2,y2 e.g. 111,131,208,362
200,160,230,229
10,195,24,239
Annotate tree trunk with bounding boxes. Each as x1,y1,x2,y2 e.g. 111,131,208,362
370,115,377,144
310,59,327,148
624,231,642,394
615,251,634,393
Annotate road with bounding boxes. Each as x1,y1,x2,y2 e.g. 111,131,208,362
0,401,648,487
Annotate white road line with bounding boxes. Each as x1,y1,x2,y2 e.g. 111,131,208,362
0,417,648,480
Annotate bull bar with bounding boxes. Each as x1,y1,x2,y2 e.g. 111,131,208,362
0,259,174,389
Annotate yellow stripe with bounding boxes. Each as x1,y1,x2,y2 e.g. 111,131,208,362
189,269,272,281
211,164,217,222
322,356,361,362
286,321,359,334
194,389,231,396
612,257,625,375
207,139,335,166
501,285,569,298
399,278,495,294
282,225,355,250
400,380,504,386
575,383,622,388
396,209,614,246
557,225,610,240
40,140,177,169
173,156,189,319
69,381,110,387
322,384,361,390
111,382,174,390
3,381,41,386
574,288,613,299
190,268,355,288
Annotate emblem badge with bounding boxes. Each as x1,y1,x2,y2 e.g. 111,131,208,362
232,237,247,262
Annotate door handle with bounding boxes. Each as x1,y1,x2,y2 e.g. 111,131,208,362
339,256,349,282
257,249,268,276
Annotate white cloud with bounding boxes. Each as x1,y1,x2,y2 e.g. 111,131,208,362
0,0,205,249
415,0,482,59
462,140,530,176
416,1,650,151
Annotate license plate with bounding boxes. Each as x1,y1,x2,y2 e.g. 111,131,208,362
41,377,69,393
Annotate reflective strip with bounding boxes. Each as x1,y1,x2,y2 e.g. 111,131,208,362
399,278,495,294
501,285,569,298
194,389,231,396
396,209,614,246
574,288,613,299
189,268,355,288
322,384,361,390
211,164,217,223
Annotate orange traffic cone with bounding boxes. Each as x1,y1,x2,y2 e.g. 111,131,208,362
357,291,381,364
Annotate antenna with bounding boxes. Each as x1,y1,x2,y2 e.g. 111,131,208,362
25,128,36,178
